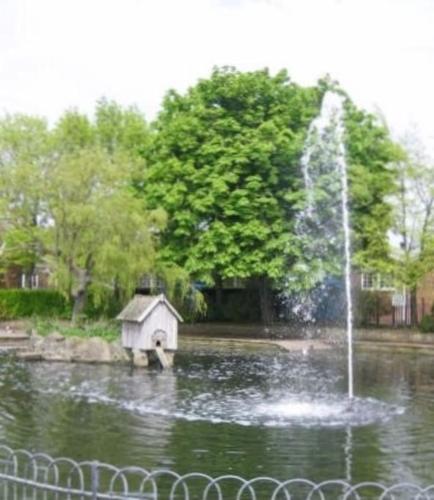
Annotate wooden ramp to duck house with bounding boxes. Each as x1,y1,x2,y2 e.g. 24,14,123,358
155,346,171,369
117,294,183,351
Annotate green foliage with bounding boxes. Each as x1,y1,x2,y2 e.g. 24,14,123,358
278,87,399,294
355,290,392,327
47,102,182,320
0,289,70,320
145,67,399,304
419,315,434,333
0,114,52,272
0,100,204,321
45,146,165,316
389,137,434,290
156,265,207,320
53,100,150,158
33,317,119,342
83,293,124,319
204,290,260,322
344,102,400,270
0,72,404,323
146,67,321,285
95,98,150,157
53,110,95,152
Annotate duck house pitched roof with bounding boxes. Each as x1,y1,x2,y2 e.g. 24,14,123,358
116,294,183,323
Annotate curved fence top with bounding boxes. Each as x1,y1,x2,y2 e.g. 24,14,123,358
0,444,432,499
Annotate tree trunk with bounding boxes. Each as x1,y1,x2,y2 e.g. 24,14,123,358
410,286,418,327
71,266,91,323
258,276,273,325
214,274,224,321
72,289,87,323
375,294,380,327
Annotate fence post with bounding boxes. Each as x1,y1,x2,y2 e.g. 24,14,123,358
91,461,99,500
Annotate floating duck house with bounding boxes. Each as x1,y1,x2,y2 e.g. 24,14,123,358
117,294,183,368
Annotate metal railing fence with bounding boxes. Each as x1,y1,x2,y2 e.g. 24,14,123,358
1,445,434,499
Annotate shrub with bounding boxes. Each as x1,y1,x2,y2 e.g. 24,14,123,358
83,293,124,319
203,288,260,322
355,290,392,327
419,315,434,333
0,289,70,320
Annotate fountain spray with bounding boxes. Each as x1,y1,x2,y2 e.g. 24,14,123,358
298,91,354,400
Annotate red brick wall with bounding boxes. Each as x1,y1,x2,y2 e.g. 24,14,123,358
417,271,434,319
0,266,51,289
1,266,22,288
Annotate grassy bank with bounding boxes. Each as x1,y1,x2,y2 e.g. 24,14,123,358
31,318,120,342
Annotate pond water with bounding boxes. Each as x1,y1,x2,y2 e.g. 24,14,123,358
1,342,434,486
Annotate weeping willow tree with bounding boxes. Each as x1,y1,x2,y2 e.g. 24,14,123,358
44,147,163,321
0,104,204,322
51,103,205,320
45,146,206,322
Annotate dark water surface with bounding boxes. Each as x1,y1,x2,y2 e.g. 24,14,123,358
0,343,434,485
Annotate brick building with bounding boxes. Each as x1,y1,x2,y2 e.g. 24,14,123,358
0,264,50,289
356,270,434,327
417,271,434,319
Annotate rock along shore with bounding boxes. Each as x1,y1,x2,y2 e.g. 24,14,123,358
17,332,131,364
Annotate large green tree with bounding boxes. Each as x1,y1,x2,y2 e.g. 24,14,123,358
45,146,166,321
145,69,398,323
0,115,52,275
145,67,321,322
47,102,161,319
0,104,164,320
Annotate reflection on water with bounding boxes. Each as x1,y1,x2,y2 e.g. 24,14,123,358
345,425,352,483
0,346,434,485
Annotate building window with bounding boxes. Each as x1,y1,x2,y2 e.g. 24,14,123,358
361,273,375,290
222,278,246,289
31,274,39,289
378,274,394,289
361,273,395,291
21,273,40,289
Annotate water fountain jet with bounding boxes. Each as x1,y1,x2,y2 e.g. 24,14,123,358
296,91,354,400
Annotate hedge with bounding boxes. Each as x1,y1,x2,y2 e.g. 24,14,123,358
0,289,71,320
420,315,434,333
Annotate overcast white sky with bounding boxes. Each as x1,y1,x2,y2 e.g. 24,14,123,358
1,0,434,153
